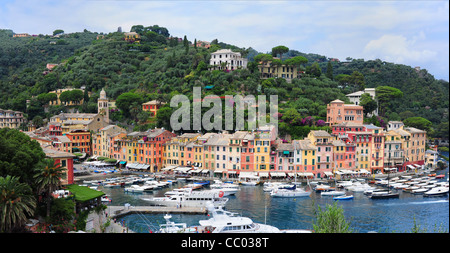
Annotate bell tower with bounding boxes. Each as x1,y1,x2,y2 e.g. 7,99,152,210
98,88,109,123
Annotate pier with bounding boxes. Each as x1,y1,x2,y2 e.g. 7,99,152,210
107,205,207,219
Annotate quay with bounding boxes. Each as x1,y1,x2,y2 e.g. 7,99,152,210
107,205,207,219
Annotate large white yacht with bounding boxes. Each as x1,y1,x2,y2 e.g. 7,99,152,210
142,188,228,207
159,203,281,233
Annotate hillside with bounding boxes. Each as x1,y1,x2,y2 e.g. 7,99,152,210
0,25,448,139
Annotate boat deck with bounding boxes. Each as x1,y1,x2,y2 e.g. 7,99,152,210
107,205,207,218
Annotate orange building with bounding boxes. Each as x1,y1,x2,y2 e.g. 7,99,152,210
142,100,166,117
326,99,364,126
65,130,92,155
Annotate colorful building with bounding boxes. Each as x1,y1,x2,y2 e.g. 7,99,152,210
65,129,92,155
43,147,76,185
142,100,166,117
307,130,334,178
326,99,364,126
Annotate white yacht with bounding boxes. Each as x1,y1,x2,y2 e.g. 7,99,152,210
142,188,228,207
238,175,261,186
423,187,449,197
159,203,280,233
270,185,311,198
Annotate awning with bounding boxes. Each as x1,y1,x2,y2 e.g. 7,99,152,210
406,165,415,170
259,172,269,177
174,167,192,173
358,169,370,174
214,169,224,173
323,171,334,176
298,172,314,177
270,172,286,177
413,164,422,168
161,165,177,171
119,161,127,165
239,172,256,177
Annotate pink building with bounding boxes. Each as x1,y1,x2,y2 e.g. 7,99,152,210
326,99,364,126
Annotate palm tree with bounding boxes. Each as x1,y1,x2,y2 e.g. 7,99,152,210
34,159,66,218
0,175,36,232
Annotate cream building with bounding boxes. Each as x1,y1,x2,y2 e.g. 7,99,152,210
209,49,248,71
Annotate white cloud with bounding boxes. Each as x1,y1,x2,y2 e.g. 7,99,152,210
363,34,437,64
0,0,448,80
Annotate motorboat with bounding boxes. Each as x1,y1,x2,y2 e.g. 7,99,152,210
369,191,399,199
159,203,281,233
210,180,239,189
142,189,228,207
423,187,449,197
101,195,112,202
403,186,420,193
321,190,346,196
364,188,386,195
238,175,261,186
314,183,331,192
270,185,311,198
164,187,193,196
124,185,144,193
347,183,376,192
411,188,428,194
333,195,354,200
336,181,353,188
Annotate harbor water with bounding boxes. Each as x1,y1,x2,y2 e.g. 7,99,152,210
82,154,449,233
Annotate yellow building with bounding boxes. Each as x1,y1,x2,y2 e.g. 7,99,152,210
48,88,89,106
164,133,200,167
295,139,317,175
50,112,108,134
254,135,271,171
92,125,127,158
258,61,300,81
124,32,141,42
404,127,427,163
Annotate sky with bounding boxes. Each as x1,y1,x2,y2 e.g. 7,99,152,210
1,0,448,81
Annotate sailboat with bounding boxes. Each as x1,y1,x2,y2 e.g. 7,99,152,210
369,159,399,199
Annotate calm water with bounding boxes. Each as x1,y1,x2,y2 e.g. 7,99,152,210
85,154,449,233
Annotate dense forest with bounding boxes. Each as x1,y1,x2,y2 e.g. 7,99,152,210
0,25,448,140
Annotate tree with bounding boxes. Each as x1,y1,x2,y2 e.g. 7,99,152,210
116,92,144,117
34,159,66,218
271,45,289,61
359,93,377,117
156,106,173,131
326,61,333,80
53,29,64,36
313,202,353,233
0,128,46,186
376,86,403,117
403,117,432,132
0,175,36,233
253,53,273,64
306,62,322,78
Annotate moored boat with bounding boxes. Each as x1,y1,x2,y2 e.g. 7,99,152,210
333,195,354,200
423,187,449,197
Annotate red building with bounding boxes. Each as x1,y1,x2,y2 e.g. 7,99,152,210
49,124,62,136
43,148,76,185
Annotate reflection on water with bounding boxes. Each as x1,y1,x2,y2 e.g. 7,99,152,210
84,163,448,233
98,180,448,233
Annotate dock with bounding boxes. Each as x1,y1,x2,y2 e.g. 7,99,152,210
107,205,207,218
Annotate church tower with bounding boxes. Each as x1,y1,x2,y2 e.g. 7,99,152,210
98,88,109,123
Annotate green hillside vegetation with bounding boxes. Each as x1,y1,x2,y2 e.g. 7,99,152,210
0,25,448,140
